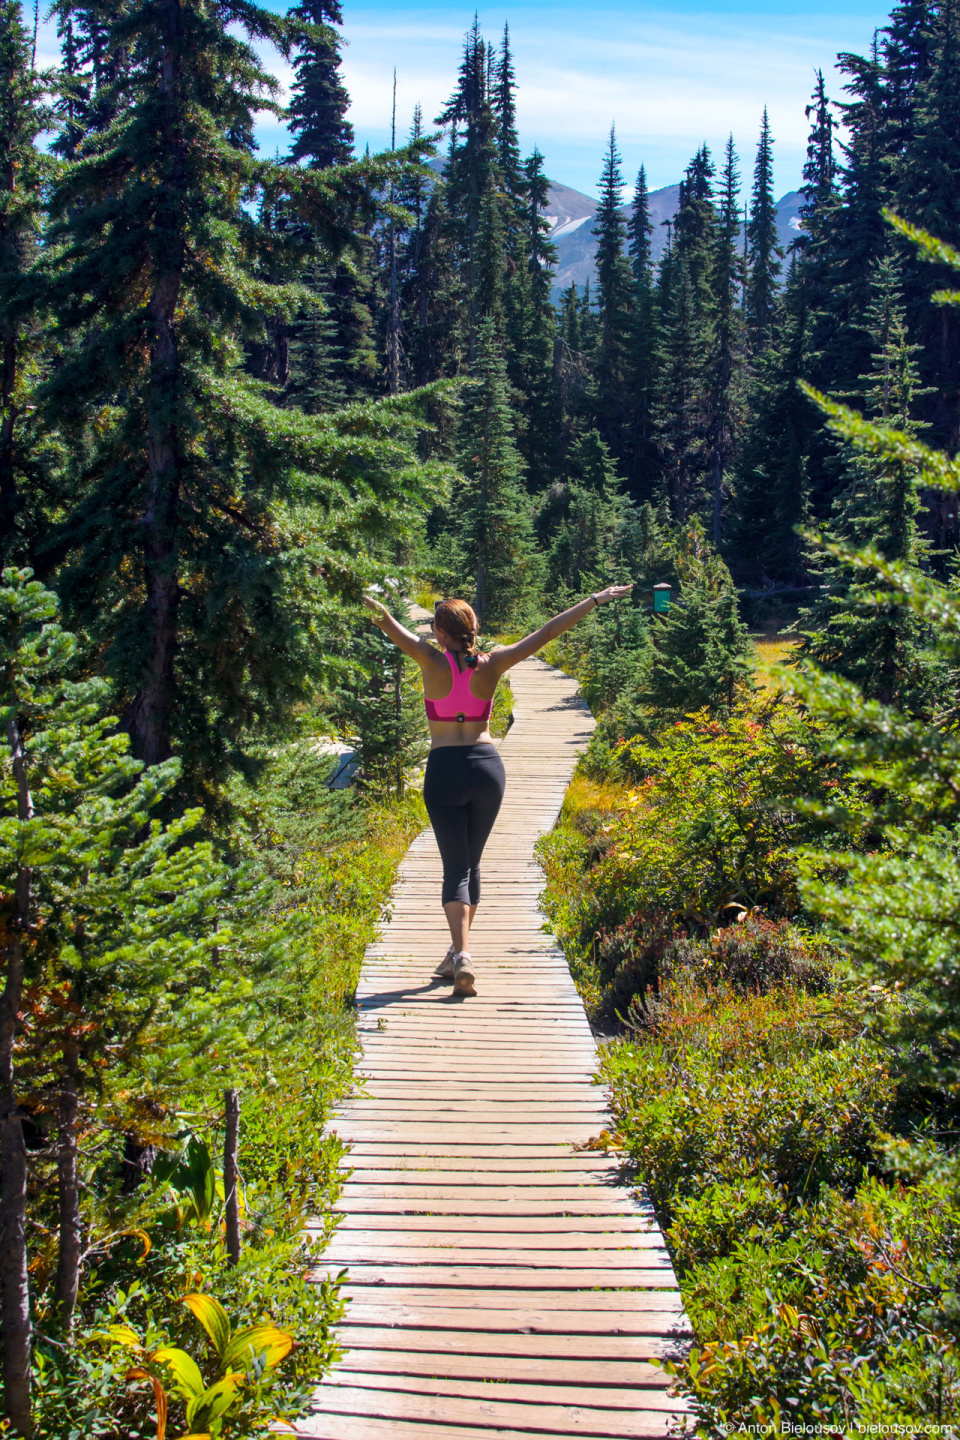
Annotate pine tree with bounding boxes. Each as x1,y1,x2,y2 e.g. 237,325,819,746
746,108,783,351
626,164,658,500
44,0,430,796
456,316,541,627
653,251,711,520
730,260,812,585
898,0,960,455
592,126,634,463
493,24,523,215
287,0,353,169
51,0,131,158
800,253,934,710
505,147,560,491
437,17,498,361
709,137,745,545
545,429,625,593
639,519,752,716
0,1,51,567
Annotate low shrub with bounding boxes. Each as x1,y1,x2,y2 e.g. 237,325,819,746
675,1175,960,1431
603,979,896,1216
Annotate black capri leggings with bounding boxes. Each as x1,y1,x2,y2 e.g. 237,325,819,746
423,744,506,906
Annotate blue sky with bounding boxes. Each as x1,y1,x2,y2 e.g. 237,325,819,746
37,0,892,199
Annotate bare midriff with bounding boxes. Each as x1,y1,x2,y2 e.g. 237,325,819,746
427,717,495,750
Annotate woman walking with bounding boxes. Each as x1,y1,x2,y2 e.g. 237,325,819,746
363,587,632,995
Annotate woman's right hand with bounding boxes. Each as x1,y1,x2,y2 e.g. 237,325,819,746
593,583,634,605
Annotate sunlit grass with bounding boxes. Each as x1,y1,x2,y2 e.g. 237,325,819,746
752,635,799,692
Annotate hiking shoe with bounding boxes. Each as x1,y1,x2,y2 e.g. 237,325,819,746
453,952,476,996
433,946,456,980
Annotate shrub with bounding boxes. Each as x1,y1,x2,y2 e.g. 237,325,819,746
602,978,896,1217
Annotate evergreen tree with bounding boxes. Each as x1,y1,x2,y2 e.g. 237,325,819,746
493,23,523,214
51,0,131,158
544,430,624,593
43,0,430,796
456,316,541,627
731,260,812,584
437,17,498,361
505,147,560,491
709,137,744,544
898,0,960,455
639,519,752,715
592,127,634,462
653,251,710,520
626,164,658,500
746,108,783,350
800,253,934,710
0,1,51,566
287,0,353,169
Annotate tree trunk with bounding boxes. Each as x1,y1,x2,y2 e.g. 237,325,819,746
56,1040,81,1338
1,719,34,1436
128,0,184,769
223,1089,240,1269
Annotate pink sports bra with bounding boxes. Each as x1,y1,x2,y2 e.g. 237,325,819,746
424,653,494,724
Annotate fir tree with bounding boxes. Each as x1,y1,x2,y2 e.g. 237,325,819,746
456,315,541,627
746,108,783,350
504,147,559,491
287,0,353,169
898,0,960,454
709,136,745,545
639,519,752,716
493,24,523,210
437,17,498,360
44,0,430,796
0,1,51,567
731,259,812,585
626,164,658,500
800,253,934,710
592,126,633,462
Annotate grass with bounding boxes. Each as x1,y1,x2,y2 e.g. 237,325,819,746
751,634,799,692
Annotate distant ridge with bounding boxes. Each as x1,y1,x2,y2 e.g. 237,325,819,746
427,159,804,298
544,179,804,296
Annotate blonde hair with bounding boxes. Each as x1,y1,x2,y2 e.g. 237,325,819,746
434,598,479,665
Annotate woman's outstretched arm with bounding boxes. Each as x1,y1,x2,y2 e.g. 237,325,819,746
363,595,439,664
487,584,634,675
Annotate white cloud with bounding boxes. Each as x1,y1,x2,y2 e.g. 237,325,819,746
338,3,886,196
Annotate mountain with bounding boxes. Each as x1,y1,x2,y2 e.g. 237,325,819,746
544,181,804,296
427,159,804,298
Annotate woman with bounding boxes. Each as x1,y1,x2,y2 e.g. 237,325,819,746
363,586,633,995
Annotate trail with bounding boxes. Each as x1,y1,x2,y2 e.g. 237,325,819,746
300,655,689,1439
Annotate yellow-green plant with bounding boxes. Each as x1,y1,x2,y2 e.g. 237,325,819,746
106,1292,293,1439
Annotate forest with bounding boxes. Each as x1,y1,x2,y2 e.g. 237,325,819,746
4,0,960,1432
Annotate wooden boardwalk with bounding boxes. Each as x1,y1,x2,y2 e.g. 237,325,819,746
300,657,689,1440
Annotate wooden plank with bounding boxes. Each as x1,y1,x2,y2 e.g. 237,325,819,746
313,1264,675,1287
301,1385,684,1437
333,1350,672,1387
341,1289,684,1315
339,1319,690,1336
325,1370,683,1411
291,1415,675,1440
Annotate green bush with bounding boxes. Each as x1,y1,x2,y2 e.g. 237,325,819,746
675,1176,960,1431
603,979,896,1216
